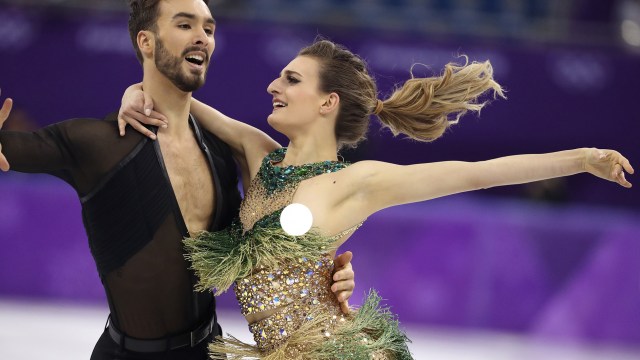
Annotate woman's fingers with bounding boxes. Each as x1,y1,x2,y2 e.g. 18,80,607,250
120,113,157,140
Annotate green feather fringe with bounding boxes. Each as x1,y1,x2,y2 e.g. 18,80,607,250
183,220,337,295
310,290,413,359
207,290,413,359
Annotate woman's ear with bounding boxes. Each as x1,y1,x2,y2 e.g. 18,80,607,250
320,92,340,115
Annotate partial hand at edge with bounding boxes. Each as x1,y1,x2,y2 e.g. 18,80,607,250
118,83,168,140
0,93,14,171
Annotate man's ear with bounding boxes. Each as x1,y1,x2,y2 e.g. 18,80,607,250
320,92,340,115
137,30,155,59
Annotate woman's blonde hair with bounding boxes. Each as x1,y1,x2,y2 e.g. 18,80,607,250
378,58,504,141
298,39,504,149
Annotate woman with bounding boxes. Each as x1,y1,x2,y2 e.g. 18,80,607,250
119,39,633,359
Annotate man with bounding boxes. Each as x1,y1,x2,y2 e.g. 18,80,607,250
0,0,354,359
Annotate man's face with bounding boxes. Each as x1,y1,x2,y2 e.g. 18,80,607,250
152,0,216,92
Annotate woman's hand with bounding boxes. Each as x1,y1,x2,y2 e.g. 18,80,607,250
118,83,168,140
0,91,13,171
584,148,634,188
332,251,356,314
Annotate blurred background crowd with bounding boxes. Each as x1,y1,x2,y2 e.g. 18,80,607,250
3,0,640,47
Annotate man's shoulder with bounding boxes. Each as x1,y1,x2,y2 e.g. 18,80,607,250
71,111,120,127
54,113,144,148
63,111,120,126
52,113,117,128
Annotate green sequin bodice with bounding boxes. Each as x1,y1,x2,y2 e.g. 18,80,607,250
258,147,348,193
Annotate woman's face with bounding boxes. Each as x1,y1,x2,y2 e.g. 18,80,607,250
266,55,327,133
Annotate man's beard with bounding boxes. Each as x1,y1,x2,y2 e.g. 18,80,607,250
154,37,208,92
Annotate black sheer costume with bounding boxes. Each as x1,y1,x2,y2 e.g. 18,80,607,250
0,113,241,359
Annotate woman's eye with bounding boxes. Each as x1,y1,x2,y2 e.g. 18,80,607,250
287,76,299,84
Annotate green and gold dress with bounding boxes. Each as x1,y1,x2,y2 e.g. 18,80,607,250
184,148,413,359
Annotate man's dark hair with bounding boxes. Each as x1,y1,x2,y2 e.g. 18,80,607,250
128,0,210,64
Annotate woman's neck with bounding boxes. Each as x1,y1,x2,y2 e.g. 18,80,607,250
282,139,339,166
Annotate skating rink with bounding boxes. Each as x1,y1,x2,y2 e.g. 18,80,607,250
1,299,639,360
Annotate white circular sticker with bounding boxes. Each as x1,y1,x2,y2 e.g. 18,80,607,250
280,203,313,236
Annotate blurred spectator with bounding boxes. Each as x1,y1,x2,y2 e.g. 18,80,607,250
524,178,569,204
2,105,37,131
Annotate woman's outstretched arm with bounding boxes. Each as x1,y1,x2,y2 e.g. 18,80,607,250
333,148,633,223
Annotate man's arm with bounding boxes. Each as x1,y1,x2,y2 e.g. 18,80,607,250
0,94,141,195
0,96,73,176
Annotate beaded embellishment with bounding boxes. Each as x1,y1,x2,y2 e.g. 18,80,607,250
240,147,348,233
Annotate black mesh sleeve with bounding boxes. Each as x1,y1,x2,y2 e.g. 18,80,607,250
0,118,146,195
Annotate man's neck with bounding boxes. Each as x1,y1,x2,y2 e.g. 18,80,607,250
142,72,192,137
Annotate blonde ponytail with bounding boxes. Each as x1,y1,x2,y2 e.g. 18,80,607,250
376,57,505,142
